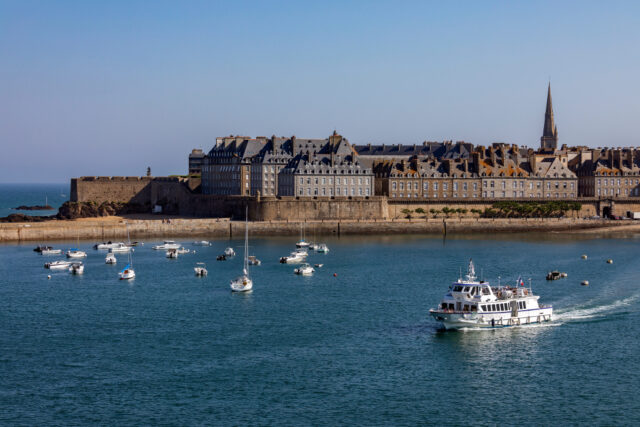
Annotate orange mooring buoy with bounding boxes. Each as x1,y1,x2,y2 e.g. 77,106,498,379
333,273,337,277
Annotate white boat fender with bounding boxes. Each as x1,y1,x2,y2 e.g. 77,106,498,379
47,275,51,280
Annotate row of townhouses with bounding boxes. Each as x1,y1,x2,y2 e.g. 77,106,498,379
198,85,640,200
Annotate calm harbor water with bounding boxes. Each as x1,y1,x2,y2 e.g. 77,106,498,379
1,233,640,425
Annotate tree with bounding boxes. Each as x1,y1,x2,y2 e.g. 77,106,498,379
415,207,426,214
401,208,413,219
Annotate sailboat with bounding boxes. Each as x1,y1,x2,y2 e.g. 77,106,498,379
119,222,135,280
295,222,309,248
230,208,253,292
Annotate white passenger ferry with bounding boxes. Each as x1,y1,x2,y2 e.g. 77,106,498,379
429,260,553,329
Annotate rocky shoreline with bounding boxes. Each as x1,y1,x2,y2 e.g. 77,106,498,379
0,216,636,243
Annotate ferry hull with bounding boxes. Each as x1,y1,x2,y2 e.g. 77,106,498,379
430,308,553,330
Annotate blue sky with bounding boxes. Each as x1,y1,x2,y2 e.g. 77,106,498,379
1,0,639,183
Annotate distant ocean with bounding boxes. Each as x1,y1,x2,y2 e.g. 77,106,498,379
0,183,68,218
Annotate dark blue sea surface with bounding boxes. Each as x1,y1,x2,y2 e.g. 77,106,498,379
0,183,67,217
1,234,640,425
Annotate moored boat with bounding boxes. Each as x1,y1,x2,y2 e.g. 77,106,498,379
94,241,126,250
194,262,208,276
69,262,84,275
152,240,181,250
230,208,253,292
316,243,330,253
279,249,308,264
66,249,87,259
44,260,71,270
41,248,63,255
166,249,178,258
294,263,315,276
429,259,553,330
224,247,236,257
105,253,117,264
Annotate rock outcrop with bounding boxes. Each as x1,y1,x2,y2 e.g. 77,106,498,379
55,201,148,220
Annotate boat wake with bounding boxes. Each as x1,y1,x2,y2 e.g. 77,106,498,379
553,293,640,323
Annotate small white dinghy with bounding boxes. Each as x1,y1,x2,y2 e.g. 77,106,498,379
224,247,236,257
193,241,210,246
177,247,190,254
194,262,208,277
105,253,117,264
166,249,178,259
248,255,261,266
316,243,330,253
69,262,84,275
279,249,308,264
294,263,315,276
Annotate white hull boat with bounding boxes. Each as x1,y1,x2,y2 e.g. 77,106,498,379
176,247,190,254
166,249,178,259
429,260,553,330
41,249,62,255
231,208,253,293
69,263,84,274
94,242,126,250
109,243,132,253
119,268,135,280
105,253,117,264
280,250,308,264
316,244,329,253
194,262,208,276
193,241,211,246
248,256,261,266
294,263,315,276
45,260,71,270
152,241,181,250
66,250,87,259
224,247,236,257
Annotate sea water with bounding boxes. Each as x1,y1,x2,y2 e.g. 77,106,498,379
0,183,67,218
1,233,640,425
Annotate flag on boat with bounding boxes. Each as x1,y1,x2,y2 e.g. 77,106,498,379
517,276,524,286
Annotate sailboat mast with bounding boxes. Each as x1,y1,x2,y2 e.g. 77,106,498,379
244,207,249,274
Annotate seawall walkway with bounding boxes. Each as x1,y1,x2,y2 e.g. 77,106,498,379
0,217,635,243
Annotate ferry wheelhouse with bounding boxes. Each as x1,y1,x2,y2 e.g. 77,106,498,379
429,260,553,329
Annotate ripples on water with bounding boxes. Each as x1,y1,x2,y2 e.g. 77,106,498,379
1,233,640,425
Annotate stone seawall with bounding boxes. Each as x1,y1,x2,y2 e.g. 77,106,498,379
0,217,631,243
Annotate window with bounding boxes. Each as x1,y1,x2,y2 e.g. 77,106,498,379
392,181,396,190
351,178,355,185
337,177,341,185
443,183,448,190
322,188,326,196
512,181,517,189
501,181,506,189
434,183,439,190
337,188,341,195
453,182,458,191
423,182,429,191
351,187,355,196
414,182,418,190
366,188,370,196
322,177,326,185
473,183,477,190
463,183,468,191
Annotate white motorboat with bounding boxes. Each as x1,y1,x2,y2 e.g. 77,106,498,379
192,241,211,246
230,208,253,293
429,259,553,330
166,249,178,258
194,262,208,276
41,249,62,255
69,263,84,275
279,249,308,264
44,260,71,270
176,247,190,254
119,223,136,280
105,253,117,264
248,255,261,266
94,241,126,250
308,243,319,251
108,243,132,253
224,247,236,257
316,243,329,253
66,249,87,259
152,240,181,250
294,263,315,276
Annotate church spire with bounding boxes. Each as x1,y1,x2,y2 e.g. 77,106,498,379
540,83,558,150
